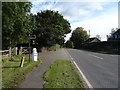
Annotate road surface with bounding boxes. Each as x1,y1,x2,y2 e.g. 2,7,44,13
66,48,118,88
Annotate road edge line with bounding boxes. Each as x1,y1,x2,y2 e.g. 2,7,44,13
73,61,93,88
64,48,93,89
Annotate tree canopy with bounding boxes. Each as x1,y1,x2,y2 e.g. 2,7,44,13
65,40,74,48
2,2,33,49
70,27,89,48
33,10,71,47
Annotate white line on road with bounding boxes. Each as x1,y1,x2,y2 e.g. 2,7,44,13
110,55,118,57
73,61,93,88
88,54,103,59
64,49,93,89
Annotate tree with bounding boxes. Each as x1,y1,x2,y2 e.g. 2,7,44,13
65,40,74,48
70,27,89,48
33,10,71,47
2,2,32,49
107,28,118,41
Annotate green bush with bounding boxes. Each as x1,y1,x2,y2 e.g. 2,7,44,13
65,41,74,48
51,44,60,51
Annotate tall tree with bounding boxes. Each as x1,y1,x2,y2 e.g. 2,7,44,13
70,27,89,48
107,28,118,41
2,2,32,49
33,10,71,47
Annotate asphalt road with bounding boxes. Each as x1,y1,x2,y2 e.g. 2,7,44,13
66,48,118,88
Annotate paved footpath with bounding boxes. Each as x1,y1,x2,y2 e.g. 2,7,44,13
19,48,71,88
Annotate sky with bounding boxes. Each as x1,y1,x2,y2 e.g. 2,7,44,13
29,0,119,41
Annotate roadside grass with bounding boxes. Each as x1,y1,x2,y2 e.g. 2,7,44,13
43,60,84,88
96,49,118,54
2,54,42,88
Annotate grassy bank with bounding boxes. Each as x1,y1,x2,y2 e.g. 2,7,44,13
43,60,84,88
2,54,42,88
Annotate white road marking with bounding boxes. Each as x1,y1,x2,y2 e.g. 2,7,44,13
88,54,103,59
73,61,93,88
110,55,118,57
64,49,93,89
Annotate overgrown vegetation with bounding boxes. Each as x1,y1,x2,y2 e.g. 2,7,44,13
2,55,42,88
82,41,119,54
43,60,84,88
65,40,74,48
51,44,61,51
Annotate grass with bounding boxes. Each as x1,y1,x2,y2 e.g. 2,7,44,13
2,54,42,88
43,60,84,88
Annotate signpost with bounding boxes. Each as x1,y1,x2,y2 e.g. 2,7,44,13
28,34,36,62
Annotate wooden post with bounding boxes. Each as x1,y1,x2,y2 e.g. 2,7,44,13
9,47,11,58
20,57,25,67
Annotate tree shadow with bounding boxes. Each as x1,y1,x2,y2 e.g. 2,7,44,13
2,66,19,68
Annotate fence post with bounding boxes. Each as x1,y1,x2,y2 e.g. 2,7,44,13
9,47,11,57
19,57,25,67
14,47,18,55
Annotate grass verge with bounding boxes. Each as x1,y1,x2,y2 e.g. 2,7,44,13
43,60,84,88
2,54,42,88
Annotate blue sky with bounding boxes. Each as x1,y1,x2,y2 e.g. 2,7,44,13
29,0,118,41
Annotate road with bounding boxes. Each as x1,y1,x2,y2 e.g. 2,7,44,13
66,48,118,88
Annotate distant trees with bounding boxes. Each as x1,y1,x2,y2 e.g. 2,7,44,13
2,2,33,49
107,28,118,41
65,40,74,48
33,10,71,47
70,27,89,48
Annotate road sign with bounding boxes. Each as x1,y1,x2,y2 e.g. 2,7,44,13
28,34,36,62
29,35,36,39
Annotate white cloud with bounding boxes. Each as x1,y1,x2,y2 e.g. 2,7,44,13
29,0,118,41
29,0,119,2
69,7,118,41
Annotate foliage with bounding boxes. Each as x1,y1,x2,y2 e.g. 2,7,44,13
33,10,71,47
51,44,60,51
70,27,89,48
107,28,118,41
2,2,33,49
65,40,74,48
43,60,84,88
82,41,119,54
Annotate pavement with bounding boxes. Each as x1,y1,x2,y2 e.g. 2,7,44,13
19,48,71,88
19,48,119,88
66,48,118,88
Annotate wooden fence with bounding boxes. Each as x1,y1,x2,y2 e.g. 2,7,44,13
1,47,29,59
0,49,10,59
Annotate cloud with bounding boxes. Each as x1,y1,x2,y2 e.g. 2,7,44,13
68,7,118,41
29,0,119,2
29,0,118,41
